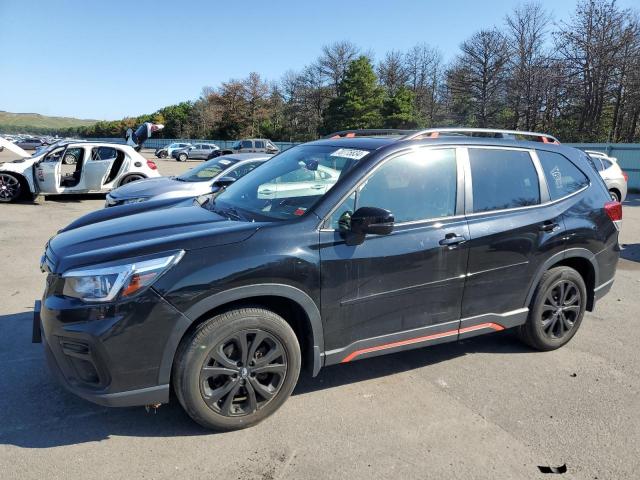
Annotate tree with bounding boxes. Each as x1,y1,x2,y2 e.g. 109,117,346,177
322,56,384,133
317,41,361,95
378,50,408,96
382,86,419,128
404,43,444,126
447,29,509,127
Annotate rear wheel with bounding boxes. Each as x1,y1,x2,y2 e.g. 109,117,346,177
178,153,188,162
119,174,144,186
173,307,301,431
0,173,22,202
518,266,586,351
159,151,168,158
62,154,77,165
609,189,620,202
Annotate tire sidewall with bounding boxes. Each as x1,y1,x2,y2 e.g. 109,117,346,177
529,267,587,349
175,310,301,431
0,174,22,202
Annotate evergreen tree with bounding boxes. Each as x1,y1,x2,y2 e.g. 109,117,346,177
382,86,419,128
322,56,384,133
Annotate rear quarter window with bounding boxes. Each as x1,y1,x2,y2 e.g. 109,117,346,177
537,150,589,200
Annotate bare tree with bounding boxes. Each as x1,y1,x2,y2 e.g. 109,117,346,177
447,29,509,127
317,40,361,95
404,43,444,126
505,2,551,130
377,50,408,95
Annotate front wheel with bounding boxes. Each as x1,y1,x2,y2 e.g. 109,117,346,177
159,151,168,159
0,173,22,202
173,308,301,431
518,266,587,351
178,153,188,162
609,190,620,202
62,154,77,165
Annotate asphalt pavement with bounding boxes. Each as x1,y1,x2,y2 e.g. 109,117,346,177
0,148,639,479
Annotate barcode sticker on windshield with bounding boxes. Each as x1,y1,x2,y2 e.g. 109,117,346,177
330,148,369,160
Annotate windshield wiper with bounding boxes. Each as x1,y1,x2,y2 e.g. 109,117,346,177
173,176,188,182
212,204,244,221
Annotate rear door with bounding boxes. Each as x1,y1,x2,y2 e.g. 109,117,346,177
459,146,565,336
81,146,117,191
320,147,469,363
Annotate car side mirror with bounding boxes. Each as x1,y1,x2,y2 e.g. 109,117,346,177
211,176,236,191
340,206,394,245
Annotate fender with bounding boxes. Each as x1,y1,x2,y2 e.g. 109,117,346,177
524,248,599,307
157,283,325,383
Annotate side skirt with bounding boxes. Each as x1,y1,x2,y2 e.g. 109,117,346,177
324,308,528,365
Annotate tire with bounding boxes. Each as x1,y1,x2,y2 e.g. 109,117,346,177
173,307,301,431
62,154,77,165
159,151,168,159
609,189,620,202
119,174,145,186
178,153,188,162
0,173,23,202
517,266,587,351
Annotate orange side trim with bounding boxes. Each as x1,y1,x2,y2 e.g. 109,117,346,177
341,322,505,363
429,132,440,138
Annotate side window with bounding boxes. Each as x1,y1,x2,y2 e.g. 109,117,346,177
278,169,316,183
601,159,613,170
241,140,253,149
327,192,356,230
469,148,540,212
326,148,457,229
91,147,117,161
228,161,262,179
255,140,265,149
590,157,605,171
537,150,589,200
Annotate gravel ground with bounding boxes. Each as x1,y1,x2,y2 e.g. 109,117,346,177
0,148,639,479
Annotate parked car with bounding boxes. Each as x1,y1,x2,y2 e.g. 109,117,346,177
34,128,620,431
0,139,160,202
155,142,192,159
172,143,220,162
105,153,271,207
221,138,279,155
14,137,44,150
585,150,628,202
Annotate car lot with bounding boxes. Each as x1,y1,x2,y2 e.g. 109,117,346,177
0,147,639,479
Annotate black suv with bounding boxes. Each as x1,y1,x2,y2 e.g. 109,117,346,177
34,128,621,431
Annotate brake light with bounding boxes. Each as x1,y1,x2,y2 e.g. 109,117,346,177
146,159,158,170
604,201,622,229
622,171,628,182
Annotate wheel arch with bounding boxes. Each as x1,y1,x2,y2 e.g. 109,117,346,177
525,248,598,312
159,284,324,386
118,173,147,187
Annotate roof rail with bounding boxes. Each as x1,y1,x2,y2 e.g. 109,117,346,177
324,129,418,139
401,128,560,144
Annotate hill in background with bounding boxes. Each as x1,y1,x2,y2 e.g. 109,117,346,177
0,111,99,133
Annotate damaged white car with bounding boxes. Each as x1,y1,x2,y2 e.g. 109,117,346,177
0,123,163,202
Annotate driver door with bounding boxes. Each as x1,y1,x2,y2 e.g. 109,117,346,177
35,147,64,194
82,146,117,191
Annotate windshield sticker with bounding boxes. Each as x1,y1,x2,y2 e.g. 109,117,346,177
550,166,562,188
219,159,232,165
330,148,369,160
293,208,307,216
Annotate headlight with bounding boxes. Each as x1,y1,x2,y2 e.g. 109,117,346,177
62,251,184,302
122,197,148,205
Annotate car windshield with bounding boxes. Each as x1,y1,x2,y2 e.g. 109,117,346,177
210,144,371,220
178,157,239,182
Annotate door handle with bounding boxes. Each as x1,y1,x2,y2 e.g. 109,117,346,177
439,233,467,247
539,221,559,232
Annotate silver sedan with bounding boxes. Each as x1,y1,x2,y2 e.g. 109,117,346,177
105,153,271,207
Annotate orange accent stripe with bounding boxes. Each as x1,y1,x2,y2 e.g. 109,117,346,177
341,322,505,363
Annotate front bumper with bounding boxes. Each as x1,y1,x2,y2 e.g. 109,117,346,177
35,285,188,407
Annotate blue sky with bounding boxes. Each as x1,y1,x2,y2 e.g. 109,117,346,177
0,0,636,120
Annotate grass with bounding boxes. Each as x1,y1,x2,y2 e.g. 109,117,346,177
0,111,99,131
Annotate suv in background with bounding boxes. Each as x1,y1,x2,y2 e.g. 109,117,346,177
223,138,279,155
172,143,220,161
585,150,628,202
35,128,620,431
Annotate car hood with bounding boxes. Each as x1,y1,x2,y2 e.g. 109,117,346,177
0,156,37,174
46,205,261,273
109,176,203,199
0,137,30,158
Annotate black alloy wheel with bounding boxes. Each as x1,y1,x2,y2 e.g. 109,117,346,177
200,329,287,417
540,279,581,340
0,173,21,202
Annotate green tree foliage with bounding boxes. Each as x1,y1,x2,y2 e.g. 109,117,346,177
382,86,420,128
322,56,384,133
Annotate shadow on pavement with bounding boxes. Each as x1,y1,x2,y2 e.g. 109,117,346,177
0,309,530,449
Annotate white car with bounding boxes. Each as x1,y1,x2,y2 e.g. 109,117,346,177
0,138,161,202
585,150,628,202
